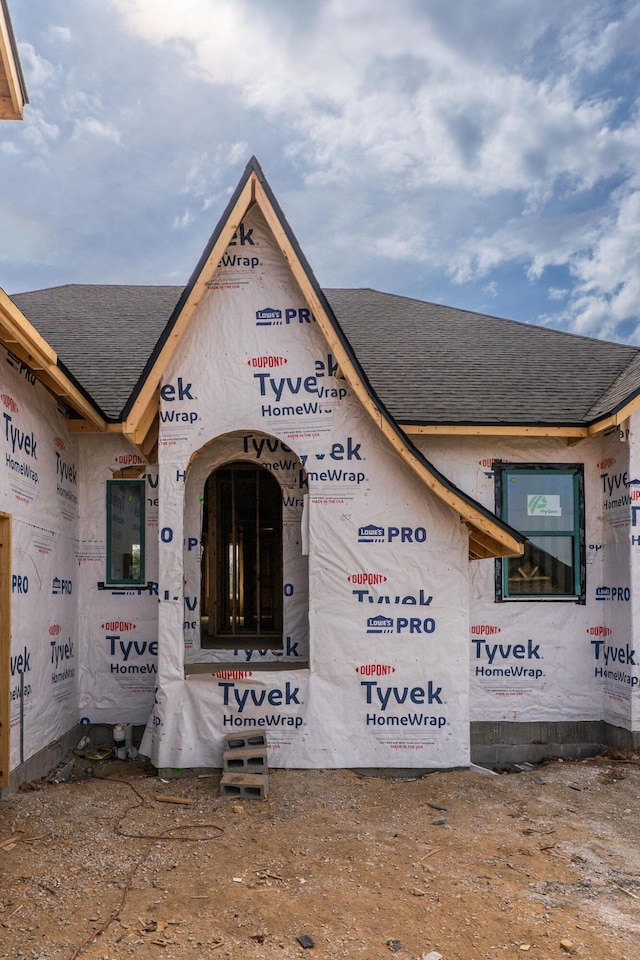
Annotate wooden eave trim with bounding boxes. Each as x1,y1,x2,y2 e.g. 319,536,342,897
253,179,523,561
123,175,256,439
401,390,640,440
0,4,25,120
586,394,640,435
0,289,107,430
402,423,589,438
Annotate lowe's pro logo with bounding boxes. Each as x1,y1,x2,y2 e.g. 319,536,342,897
52,577,72,595
358,523,427,544
256,307,281,324
366,615,436,635
595,585,630,601
255,306,315,327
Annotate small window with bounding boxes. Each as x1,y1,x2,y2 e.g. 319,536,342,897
106,480,145,585
495,464,584,602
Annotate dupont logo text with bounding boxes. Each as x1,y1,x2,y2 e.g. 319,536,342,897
355,664,396,676
248,356,287,368
213,670,253,680
1,394,18,413
348,573,387,585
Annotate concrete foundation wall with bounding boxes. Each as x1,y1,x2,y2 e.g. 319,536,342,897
471,720,640,766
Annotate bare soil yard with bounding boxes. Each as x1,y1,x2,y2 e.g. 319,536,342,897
0,753,638,960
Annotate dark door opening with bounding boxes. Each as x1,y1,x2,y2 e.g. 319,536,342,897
200,462,282,647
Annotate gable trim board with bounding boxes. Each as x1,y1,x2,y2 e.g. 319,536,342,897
0,0,27,120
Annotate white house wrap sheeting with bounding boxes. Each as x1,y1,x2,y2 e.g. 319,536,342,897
141,205,471,769
4,167,640,784
1,348,79,770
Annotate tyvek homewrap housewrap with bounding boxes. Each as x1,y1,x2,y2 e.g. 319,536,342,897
76,435,159,725
4,157,640,786
416,430,640,732
1,349,79,771
140,204,472,769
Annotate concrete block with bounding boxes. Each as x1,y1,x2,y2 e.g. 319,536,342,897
224,732,267,751
223,747,268,773
220,772,269,800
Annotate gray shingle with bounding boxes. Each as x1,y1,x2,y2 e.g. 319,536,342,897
327,288,639,425
10,283,640,426
11,284,181,419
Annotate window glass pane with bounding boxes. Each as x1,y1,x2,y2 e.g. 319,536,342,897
505,472,575,533
506,536,575,596
108,482,144,583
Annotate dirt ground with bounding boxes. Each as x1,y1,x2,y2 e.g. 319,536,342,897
0,753,638,960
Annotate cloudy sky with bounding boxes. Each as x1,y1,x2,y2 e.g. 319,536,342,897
2,0,640,343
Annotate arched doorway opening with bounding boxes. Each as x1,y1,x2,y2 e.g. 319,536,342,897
200,461,283,642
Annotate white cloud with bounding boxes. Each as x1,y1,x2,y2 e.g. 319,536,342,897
548,287,569,301
173,209,194,229
45,25,72,43
72,117,122,144
22,109,60,151
7,0,640,345
562,188,640,340
106,0,636,206
17,42,57,91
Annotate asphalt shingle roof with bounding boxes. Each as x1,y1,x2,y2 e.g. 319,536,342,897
12,284,182,419
326,288,640,426
10,283,640,426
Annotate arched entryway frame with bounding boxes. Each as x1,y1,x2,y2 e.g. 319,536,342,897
183,431,309,661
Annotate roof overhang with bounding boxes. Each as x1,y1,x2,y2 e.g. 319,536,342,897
0,288,107,430
401,407,640,442
0,0,27,120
